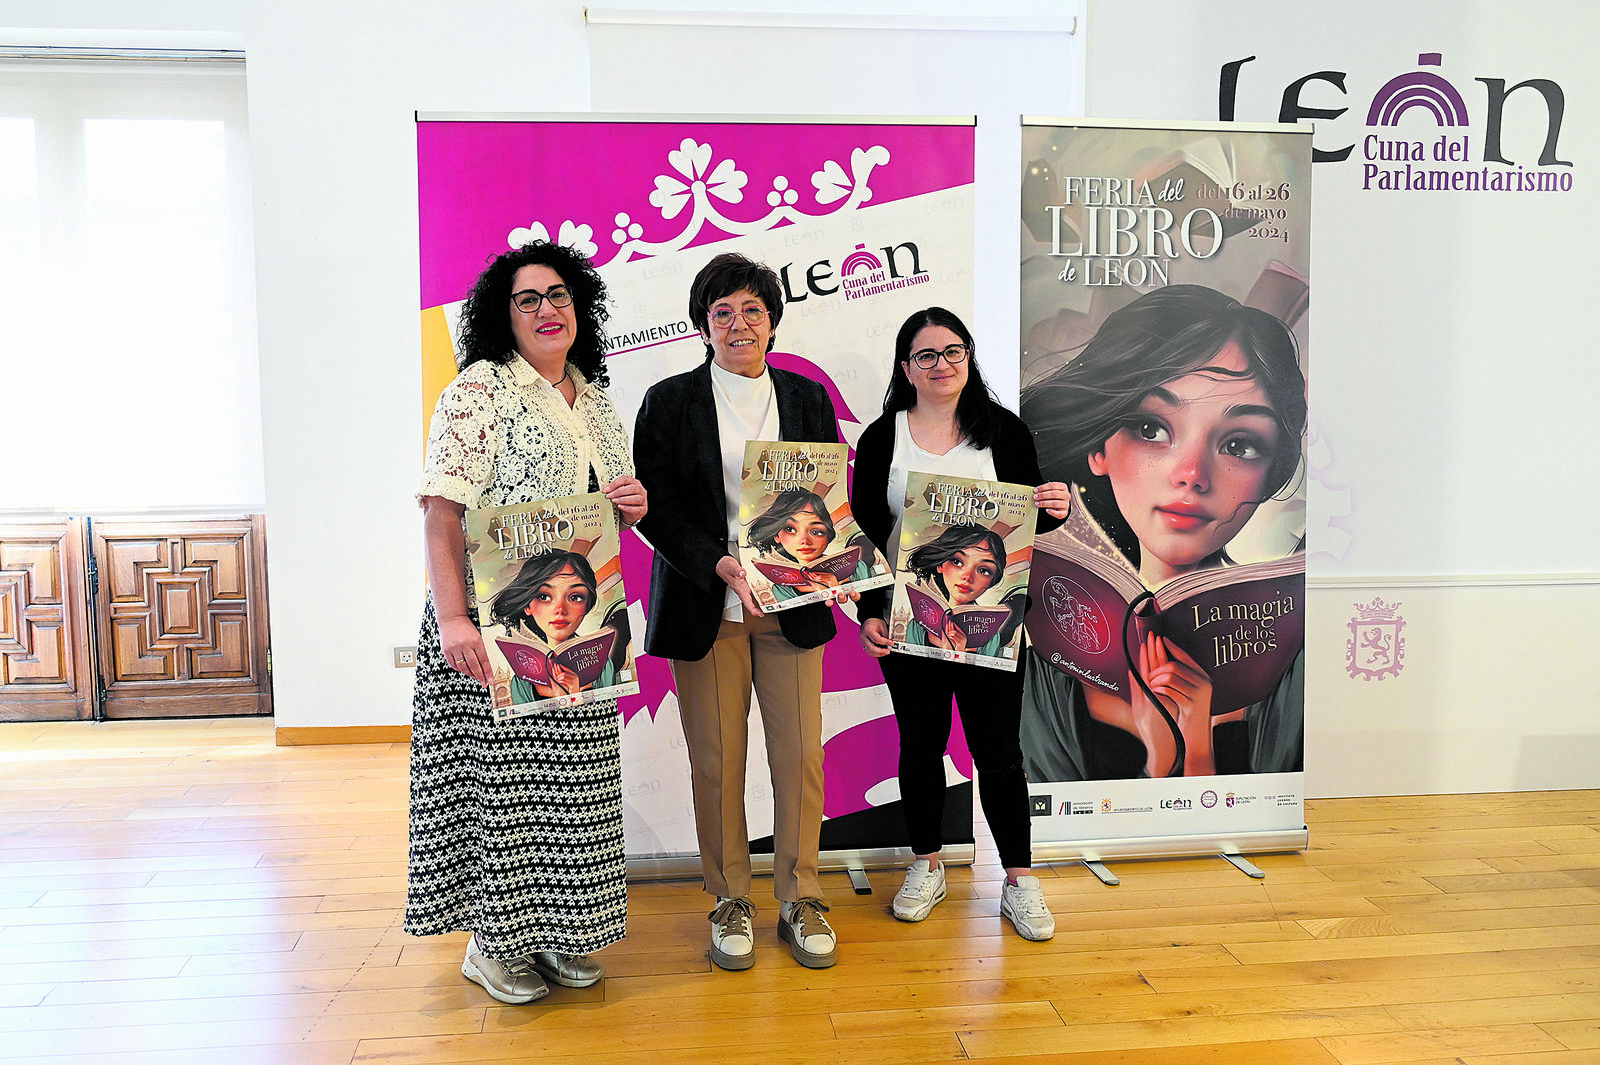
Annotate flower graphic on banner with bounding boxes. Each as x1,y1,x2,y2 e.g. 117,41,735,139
812,146,889,205
604,138,892,266
649,139,748,219
767,175,799,208
611,213,644,245
506,219,599,260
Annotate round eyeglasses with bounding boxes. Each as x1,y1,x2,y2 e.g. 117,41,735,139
709,306,769,329
905,344,969,369
512,285,574,313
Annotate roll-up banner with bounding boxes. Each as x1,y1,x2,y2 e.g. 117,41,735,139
1017,118,1311,861
416,115,979,875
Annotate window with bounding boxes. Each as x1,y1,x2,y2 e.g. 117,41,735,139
0,63,261,511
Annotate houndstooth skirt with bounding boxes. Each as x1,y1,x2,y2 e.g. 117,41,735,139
404,597,627,958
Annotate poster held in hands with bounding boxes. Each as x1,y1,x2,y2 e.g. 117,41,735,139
737,440,892,613
466,491,640,722
888,472,1036,671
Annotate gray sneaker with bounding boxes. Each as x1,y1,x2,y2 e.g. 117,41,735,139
778,897,836,968
891,859,947,922
1000,875,1056,941
709,896,756,971
527,950,605,988
462,935,550,1004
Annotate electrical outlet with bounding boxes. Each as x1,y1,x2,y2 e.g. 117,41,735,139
394,646,417,668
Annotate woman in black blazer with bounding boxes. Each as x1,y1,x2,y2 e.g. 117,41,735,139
633,253,842,972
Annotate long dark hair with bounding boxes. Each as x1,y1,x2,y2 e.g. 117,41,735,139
906,524,1008,601
1019,285,1307,567
455,240,611,385
745,488,835,558
488,550,598,643
883,307,1000,450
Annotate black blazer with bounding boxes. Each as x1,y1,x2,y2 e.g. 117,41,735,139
633,362,841,661
850,402,1064,621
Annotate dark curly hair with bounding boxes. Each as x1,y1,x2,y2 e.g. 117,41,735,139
455,240,611,386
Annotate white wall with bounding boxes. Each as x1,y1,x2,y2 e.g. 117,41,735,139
4,0,1592,796
1085,0,1600,796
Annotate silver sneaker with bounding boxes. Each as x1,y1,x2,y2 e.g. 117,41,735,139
462,935,550,1004
891,859,947,922
709,896,756,971
778,897,836,968
1000,875,1056,941
527,950,605,988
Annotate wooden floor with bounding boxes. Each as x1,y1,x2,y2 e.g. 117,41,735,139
0,719,1597,1065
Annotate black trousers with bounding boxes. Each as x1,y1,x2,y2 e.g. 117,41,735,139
877,652,1032,869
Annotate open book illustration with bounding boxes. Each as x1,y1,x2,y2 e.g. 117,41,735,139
904,584,1015,647
888,472,1037,672
751,543,869,587
738,440,892,613
1025,489,1303,714
465,491,640,722
495,626,618,693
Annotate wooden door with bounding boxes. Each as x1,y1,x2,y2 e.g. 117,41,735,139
92,516,272,719
0,520,93,721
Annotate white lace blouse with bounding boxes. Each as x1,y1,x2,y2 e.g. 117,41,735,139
417,357,635,510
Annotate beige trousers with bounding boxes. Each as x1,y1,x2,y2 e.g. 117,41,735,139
669,611,827,902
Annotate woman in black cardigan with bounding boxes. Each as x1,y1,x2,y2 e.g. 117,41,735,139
852,307,1069,941
633,253,843,972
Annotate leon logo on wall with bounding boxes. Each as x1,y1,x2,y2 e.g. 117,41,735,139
1220,51,1574,193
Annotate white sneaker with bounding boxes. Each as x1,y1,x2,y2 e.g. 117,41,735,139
708,896,755,971
778,897,836,968
1000,875,1056,941
891,859,947,922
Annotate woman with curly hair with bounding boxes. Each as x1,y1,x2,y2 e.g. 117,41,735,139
410,240,647,1005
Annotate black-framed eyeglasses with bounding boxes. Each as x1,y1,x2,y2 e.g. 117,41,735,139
905,343,969,369
708,306,769,329
511,285,574,313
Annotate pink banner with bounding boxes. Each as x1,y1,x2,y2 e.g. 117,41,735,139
418,115,977,858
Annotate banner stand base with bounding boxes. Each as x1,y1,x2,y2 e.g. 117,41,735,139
1221,852,1267,878
626,843,978,884
1079,848,1271,887
1038,827,1309,886
1082,860,1119,885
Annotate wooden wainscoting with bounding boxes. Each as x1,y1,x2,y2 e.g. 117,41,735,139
0,520,92,720
0,515,272,721
91,516,272,719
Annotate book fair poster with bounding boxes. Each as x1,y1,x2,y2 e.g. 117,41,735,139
1017,119,1311,857
417,116,977,867
465,492,639,722
888,473,1035,672
738,440,892,615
